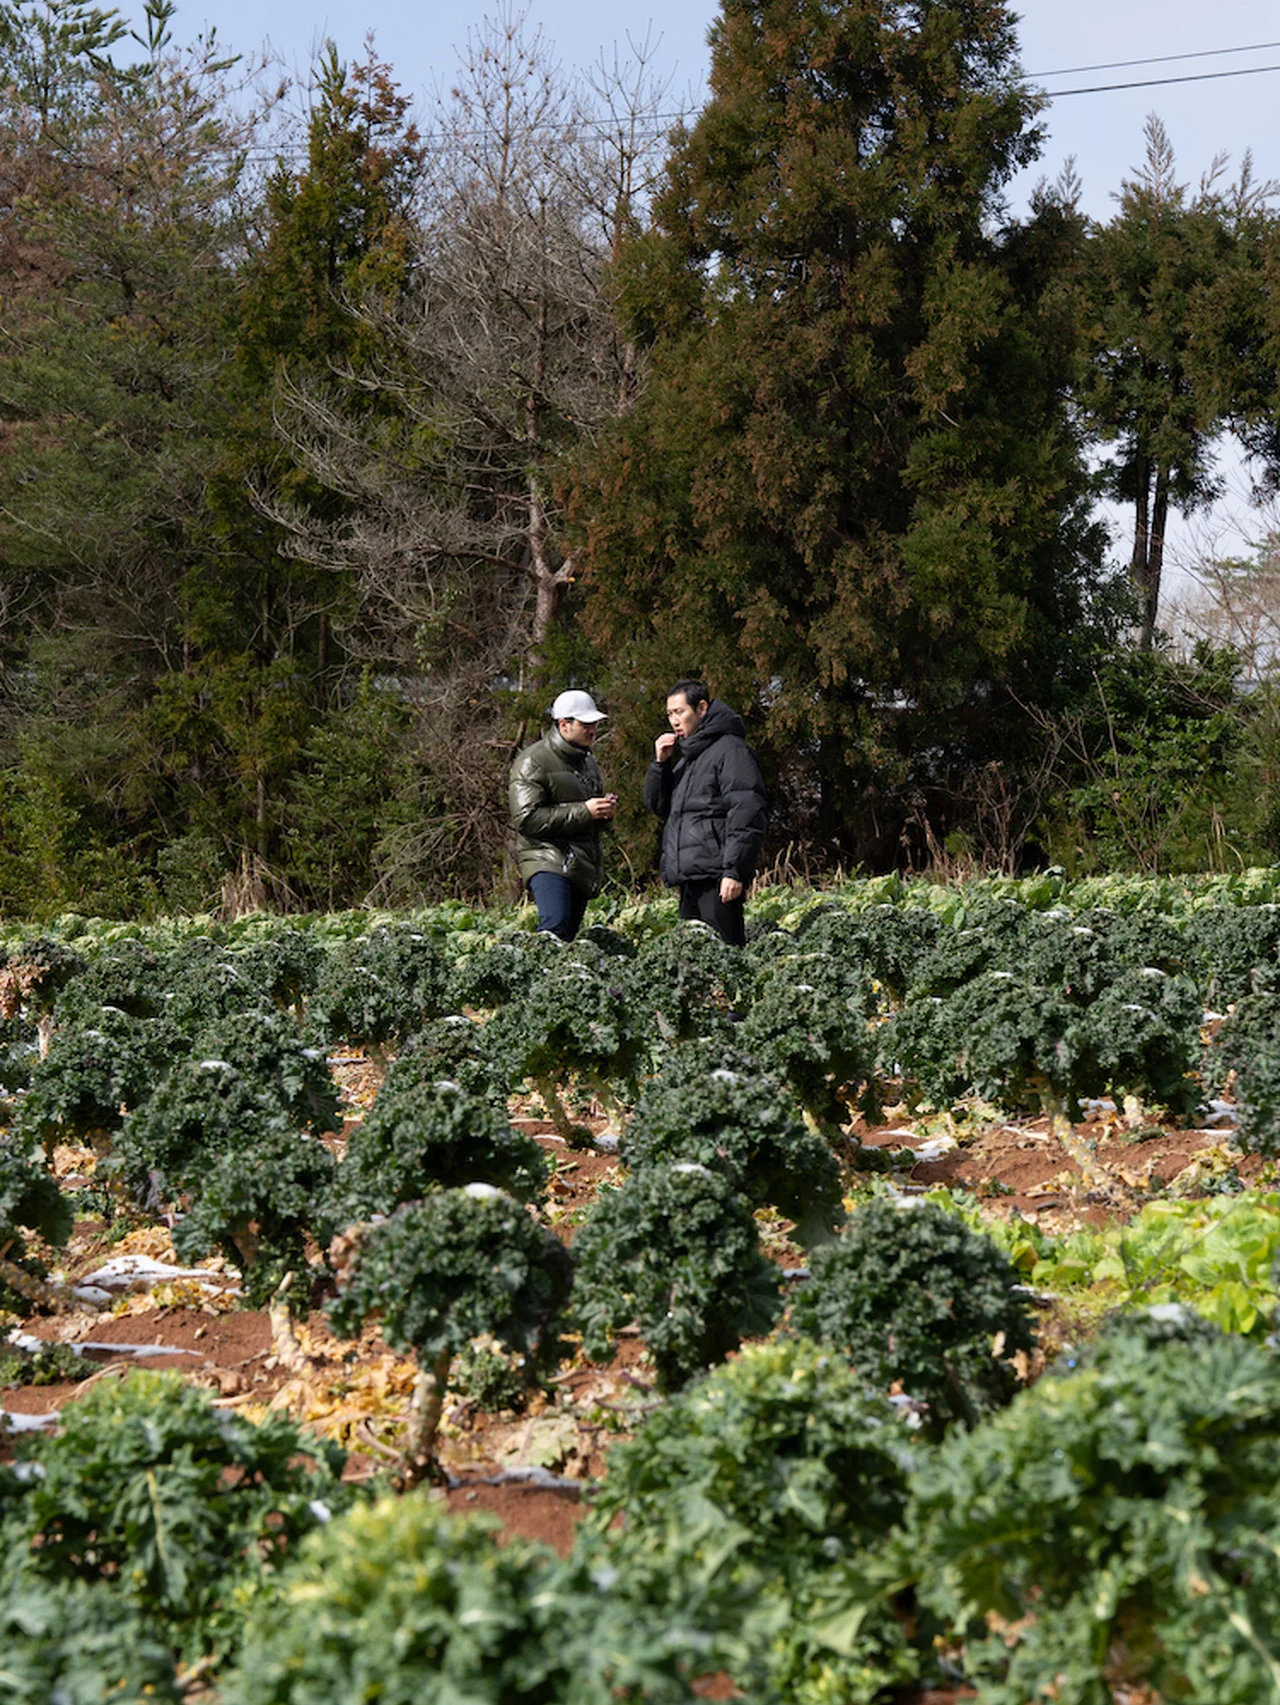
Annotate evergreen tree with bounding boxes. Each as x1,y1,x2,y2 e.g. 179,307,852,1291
1078,118,1277,650
573,0,1111,868
0,0,275,913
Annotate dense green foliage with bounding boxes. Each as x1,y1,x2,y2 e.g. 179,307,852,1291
621,1043,844,1246
221,1496,703,1705
906,1327,1280,1703
1,875,1280,1698
570,1164,784,1390
580,1338,924,1703
333,1076,551,1223
328,1190,573,1378
791,1197,1036,1432
0,1372,355,1666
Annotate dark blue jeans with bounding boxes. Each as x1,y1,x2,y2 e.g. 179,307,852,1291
528,871,589,941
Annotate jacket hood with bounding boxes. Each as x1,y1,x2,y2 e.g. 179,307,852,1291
681,698,746,760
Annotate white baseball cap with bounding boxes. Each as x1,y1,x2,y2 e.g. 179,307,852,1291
550,689,607,722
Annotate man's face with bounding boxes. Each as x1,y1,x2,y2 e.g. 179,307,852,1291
666,693,709,740
558,716,599,749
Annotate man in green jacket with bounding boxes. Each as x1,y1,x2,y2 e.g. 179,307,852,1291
509,690,616,940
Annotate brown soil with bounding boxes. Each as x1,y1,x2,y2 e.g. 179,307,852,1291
1,1088,1257,1560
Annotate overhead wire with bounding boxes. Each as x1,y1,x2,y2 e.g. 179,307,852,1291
1028,39,1280,78
1028,36,1280,99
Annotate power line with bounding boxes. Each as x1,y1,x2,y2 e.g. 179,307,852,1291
1028,39,1280,78
1039,61,1280,99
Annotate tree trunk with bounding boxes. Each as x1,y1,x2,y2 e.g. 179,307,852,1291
1141,466,1170,651
1130,453,1152,649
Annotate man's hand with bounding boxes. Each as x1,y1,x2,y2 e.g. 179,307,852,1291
586,794,616,820
720,876,744,903
654,732,679,762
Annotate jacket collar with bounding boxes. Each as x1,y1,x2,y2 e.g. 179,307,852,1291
548,724,589,765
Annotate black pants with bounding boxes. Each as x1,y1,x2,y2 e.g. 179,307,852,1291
678,878,746,946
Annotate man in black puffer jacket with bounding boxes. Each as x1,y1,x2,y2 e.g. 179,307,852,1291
643,678,767,946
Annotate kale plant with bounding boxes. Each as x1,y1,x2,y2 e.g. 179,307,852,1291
115,1060,305,1204
3,1369,355,1666
1073,966,1202,1118
621,1044,843,1247
14,1004,178,1152
442,927,566,1013
1210,992,1280,1155
623,922,750,1056
1183,899,1280,1005
484,959,639,1145
185,1007,341,1135
0,1132,72,1309
739,952,872,1130
579,1338,925,1705
0,937,85,1029
332,1076,550,1227
790,1196,1035,1432
906,1330,1280,1705
308,924,448,1058
795,902,939,1004
0,1574,181,1705
172,1126,337,1305
389,1014,508,1103
221,1495,703,1705
570,1164,783,1391
327,1189,573,1477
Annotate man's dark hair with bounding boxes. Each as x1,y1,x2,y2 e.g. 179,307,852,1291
667,678,710,708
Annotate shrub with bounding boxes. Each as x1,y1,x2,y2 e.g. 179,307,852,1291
790,1196,1035,1432
621,1044,843,1247
570,1164,783,1391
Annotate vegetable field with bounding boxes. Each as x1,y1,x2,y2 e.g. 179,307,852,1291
4,868,1280,1703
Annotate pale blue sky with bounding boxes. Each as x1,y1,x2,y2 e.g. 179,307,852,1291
135,0,1280,221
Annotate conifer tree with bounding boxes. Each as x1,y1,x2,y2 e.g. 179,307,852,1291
574,0,1109,865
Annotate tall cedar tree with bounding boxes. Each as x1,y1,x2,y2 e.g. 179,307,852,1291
572,0,1109,868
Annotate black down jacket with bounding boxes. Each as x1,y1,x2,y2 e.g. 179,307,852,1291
643,700,767,886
